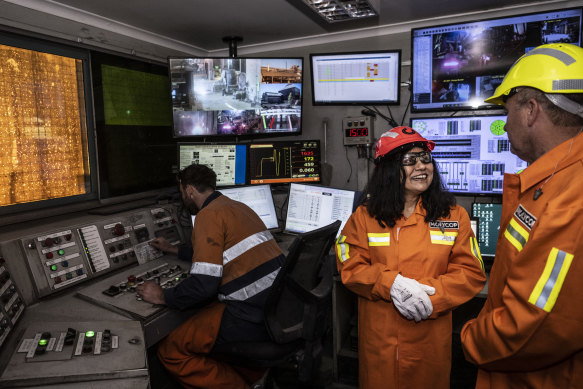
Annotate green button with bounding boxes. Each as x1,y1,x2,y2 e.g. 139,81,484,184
85,331,95,338
58,249,65,255
66,273,73,280
38,339,48,346
50,264,58,271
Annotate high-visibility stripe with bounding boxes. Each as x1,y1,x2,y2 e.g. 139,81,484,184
430,231,457,245
504,218,529,251
470,236,485,272
190,261,223,277
528,248,574,312
223,230,273,265
218,268,279,301
367,232,390,247
336,235,349,263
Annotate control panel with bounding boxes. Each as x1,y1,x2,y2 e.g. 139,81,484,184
77,257,189,321
0,320,148,387
0,253,24,349
0,204,184,301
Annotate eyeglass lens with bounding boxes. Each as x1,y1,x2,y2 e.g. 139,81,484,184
402,152,432,166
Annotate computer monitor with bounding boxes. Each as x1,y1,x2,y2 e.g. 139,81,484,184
168,57,303,137
284,183,356,237
471,203,503,266
310,50,401,105
248,140,321,185
177,143,247,186
410,115,528,195
410,7,583,112
191,184,279,230
219,185,279,229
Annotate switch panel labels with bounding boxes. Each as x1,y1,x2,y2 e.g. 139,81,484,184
78,226,110,272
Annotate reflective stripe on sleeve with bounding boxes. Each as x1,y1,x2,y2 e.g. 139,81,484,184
218,268,280,301
190,261,223,277
528,248,574,313
504,218,529,252
430,231,458,245
223,230,274,266
336,235,349,263
367,232,390,246
470,236,485,272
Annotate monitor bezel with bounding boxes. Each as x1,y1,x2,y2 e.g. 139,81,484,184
410,6,583,113
309,49,402,106
168,56,304,139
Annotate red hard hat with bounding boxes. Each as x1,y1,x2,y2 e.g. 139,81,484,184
374,126,435,160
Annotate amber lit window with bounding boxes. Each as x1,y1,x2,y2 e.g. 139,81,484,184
0,44,90,207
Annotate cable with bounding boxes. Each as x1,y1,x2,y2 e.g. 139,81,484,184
400,98,412,126
345,146,353,183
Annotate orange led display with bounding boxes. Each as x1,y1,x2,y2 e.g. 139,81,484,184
0,44,90,207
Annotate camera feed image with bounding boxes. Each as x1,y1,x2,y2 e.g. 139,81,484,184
170,58,302,136
431,16,581,105
411,8,582,111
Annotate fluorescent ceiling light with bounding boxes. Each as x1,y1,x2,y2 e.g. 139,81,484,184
301,0,379,22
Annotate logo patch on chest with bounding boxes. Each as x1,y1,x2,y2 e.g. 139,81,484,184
514,204,536,230
429,221,459,230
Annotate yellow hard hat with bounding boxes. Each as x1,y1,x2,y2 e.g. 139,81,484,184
485,43,583,106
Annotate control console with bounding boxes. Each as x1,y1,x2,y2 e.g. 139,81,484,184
0,320,147,387
0,253,24,349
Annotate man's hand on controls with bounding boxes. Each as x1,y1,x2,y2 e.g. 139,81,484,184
149,237,178,255
390,274,435,322
136,281,166,305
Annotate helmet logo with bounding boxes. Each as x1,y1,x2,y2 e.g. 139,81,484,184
402,127,416,135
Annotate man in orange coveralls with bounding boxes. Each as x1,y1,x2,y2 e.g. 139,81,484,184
137,164,285,389
461,43,583,388
336,127,486,388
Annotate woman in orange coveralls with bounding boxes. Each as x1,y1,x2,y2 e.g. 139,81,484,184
336,127,487,389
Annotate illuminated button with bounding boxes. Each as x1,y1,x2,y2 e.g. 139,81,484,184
113,224,125,236
85,330,95,338
127,276,136,286
50,264,58,271
57,249,65,256
46,252,54,259
38,339,48,346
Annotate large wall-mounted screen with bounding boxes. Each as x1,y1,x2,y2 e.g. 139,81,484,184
310,50,401,105
411,115,527,195
411,7,583,112
169,57,303,138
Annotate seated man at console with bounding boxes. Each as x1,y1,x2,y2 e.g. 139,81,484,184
137,164,285,388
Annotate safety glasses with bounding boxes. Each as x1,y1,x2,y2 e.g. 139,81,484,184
402,151,432,166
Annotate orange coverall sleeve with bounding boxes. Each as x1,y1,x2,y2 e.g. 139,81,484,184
420,208,487,317
461,206,583,371
336,207,398,301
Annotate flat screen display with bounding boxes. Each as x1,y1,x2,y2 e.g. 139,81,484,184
310,50,401,105
284,183,356,237
177,143,247,186
411,115,527,194
169,57,303,137
248,140,321,185
471,203,503,258
219,185,279,229
411,7,583,112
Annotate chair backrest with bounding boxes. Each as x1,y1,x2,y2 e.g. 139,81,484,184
265,220,341,344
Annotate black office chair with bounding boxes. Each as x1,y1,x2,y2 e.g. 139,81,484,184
211,220,342,388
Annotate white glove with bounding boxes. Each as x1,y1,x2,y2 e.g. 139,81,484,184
390,274,435,322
